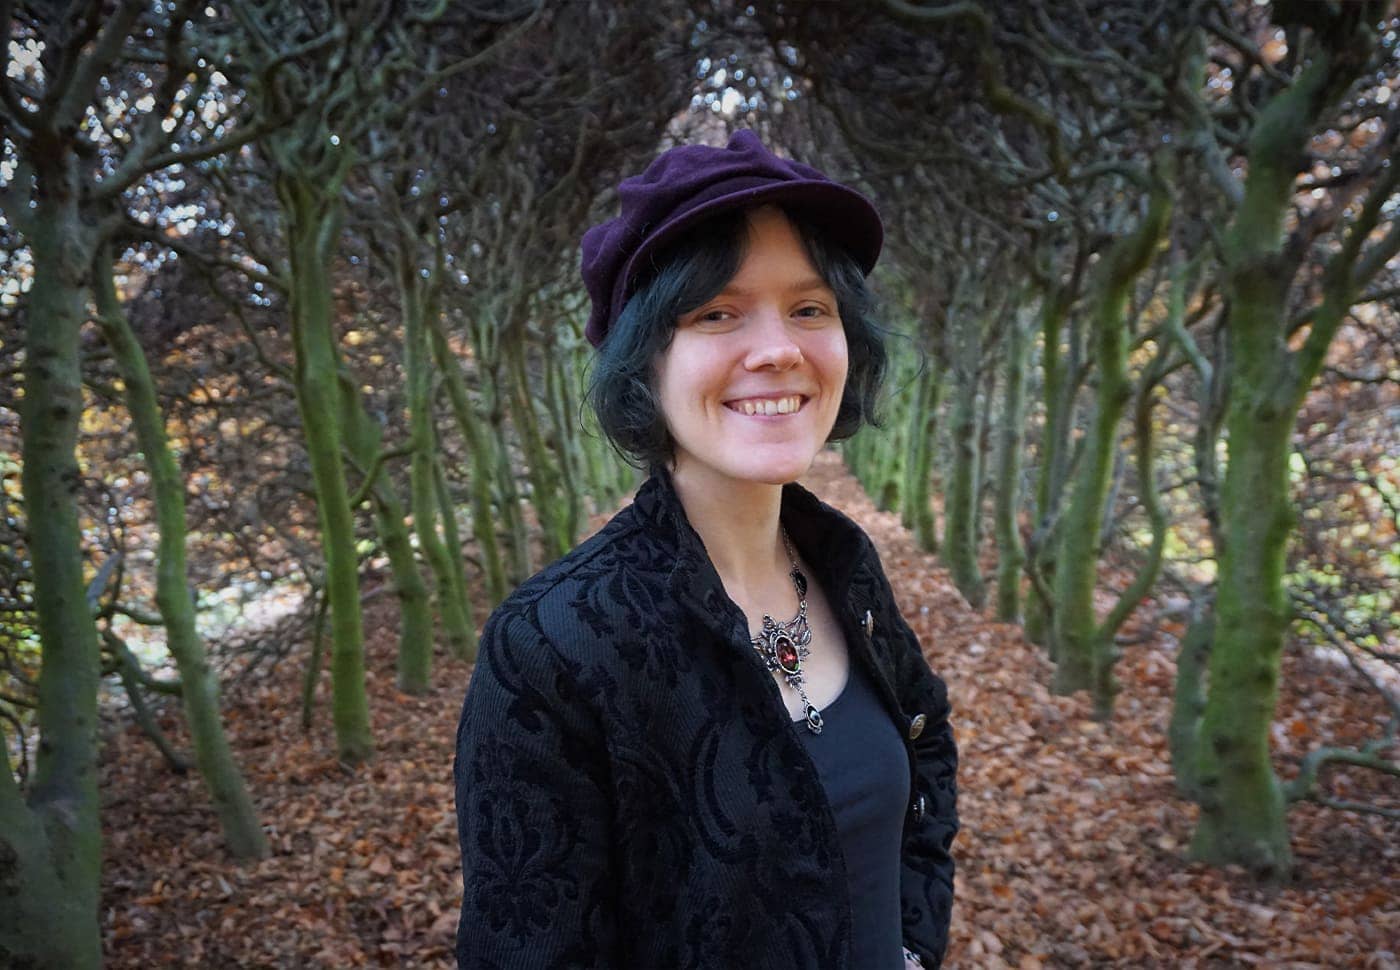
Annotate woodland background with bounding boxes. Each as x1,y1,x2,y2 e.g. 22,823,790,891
1,1,1398,967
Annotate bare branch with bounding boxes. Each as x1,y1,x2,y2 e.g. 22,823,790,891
53,0,145,130
1284,746,1400,816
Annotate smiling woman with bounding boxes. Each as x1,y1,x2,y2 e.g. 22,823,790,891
453,131,959,970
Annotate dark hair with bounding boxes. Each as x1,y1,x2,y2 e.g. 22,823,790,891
585,205,887,470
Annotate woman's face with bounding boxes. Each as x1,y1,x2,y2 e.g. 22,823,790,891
653,205,849,491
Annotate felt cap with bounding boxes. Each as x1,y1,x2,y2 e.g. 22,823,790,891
580,129,883,347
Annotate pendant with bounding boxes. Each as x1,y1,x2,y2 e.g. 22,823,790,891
750,529,824,734
774,633,800,675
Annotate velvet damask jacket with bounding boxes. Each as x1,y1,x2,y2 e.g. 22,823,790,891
454,471,959,970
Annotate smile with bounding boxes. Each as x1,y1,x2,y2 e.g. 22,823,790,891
724,395,806,416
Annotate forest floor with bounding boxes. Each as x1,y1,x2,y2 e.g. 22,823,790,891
100,451,1399,968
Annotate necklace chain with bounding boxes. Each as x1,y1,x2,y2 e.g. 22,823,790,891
750,528,823,734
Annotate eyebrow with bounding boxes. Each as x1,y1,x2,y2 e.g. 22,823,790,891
717,277,834,297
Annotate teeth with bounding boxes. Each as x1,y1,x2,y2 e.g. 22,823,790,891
733,396,801,415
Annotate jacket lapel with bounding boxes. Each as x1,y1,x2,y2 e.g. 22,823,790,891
633,469,898,701
632,471,752,647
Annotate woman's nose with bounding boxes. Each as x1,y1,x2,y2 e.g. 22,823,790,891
743,311,803,371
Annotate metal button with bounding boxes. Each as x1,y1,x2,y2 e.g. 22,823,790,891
908,713,927,740
862,609,874,638
912,794,926,822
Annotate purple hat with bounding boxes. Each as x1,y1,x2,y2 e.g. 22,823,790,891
580,129,883,347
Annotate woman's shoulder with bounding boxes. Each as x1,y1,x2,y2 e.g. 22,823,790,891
484,499,674,657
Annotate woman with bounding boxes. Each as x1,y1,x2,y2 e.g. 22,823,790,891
455,130,958,970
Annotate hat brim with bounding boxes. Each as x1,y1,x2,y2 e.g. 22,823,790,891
610,179,883,328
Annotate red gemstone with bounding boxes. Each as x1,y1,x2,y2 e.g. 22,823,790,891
775,636,799,673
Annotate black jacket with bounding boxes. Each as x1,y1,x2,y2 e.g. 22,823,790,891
455,471,958,969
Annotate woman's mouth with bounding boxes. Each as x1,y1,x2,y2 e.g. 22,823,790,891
723,394,806,416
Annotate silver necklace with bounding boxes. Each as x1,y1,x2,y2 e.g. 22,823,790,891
750,529,823,734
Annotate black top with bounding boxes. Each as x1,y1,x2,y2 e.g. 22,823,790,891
797,658,911,970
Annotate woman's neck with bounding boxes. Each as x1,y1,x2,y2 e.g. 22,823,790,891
669,462,789,601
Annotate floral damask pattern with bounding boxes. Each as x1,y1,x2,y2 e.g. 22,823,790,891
454,471,957,970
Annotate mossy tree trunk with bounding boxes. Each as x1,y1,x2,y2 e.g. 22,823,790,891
972,353,998,553
400,243,475,668
1024,269,1080,648
430,317,509,605
433,459,478,662
572,349,625,509
493,413,532,582
543,342,586,543
92,243,267,860
1050,186,1170,700
1189,33,1398,875
0,166,104,970
993,305,1032,622
504,327,572,560
876,350,913,513
468,327,532,584
277,169,373,764
1169,606,1213,800
901,361,941,553
325,297,434,693
336,374,436,693
941,298,987,609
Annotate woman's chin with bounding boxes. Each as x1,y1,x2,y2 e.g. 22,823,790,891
721,450,818,486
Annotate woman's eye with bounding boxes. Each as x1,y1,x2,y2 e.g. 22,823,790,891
688,308,732,326
795,305,827,319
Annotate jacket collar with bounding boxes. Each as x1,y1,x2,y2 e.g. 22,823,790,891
632,466,873,645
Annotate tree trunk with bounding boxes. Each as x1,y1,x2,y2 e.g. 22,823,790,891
505,334,572,560
279,172,373,764
1051,188,1169,698
993,306,1031,622
493,413,532,582
544,348,585,543
942,309,986,609
0,182,104,969
581,407,616,508
1189,403,1294,875
1169,604,1213,801
93,245,267,860
902,363,941,553
401,250,473,674
874,417,904,512
1024,286,1075,647
363,475,435,687
1188,48,1375,878
973,354,997,552
326,304,436,692
434,458,478,661
430,319,509,604
476,353,532,584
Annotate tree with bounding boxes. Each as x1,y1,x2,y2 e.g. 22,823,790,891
0,3,284,963
1181,1,1400,876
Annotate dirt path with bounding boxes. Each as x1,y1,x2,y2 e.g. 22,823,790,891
100,451,1398,967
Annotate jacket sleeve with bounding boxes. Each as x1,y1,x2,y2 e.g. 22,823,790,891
454,606,619,970
878,569,959,969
